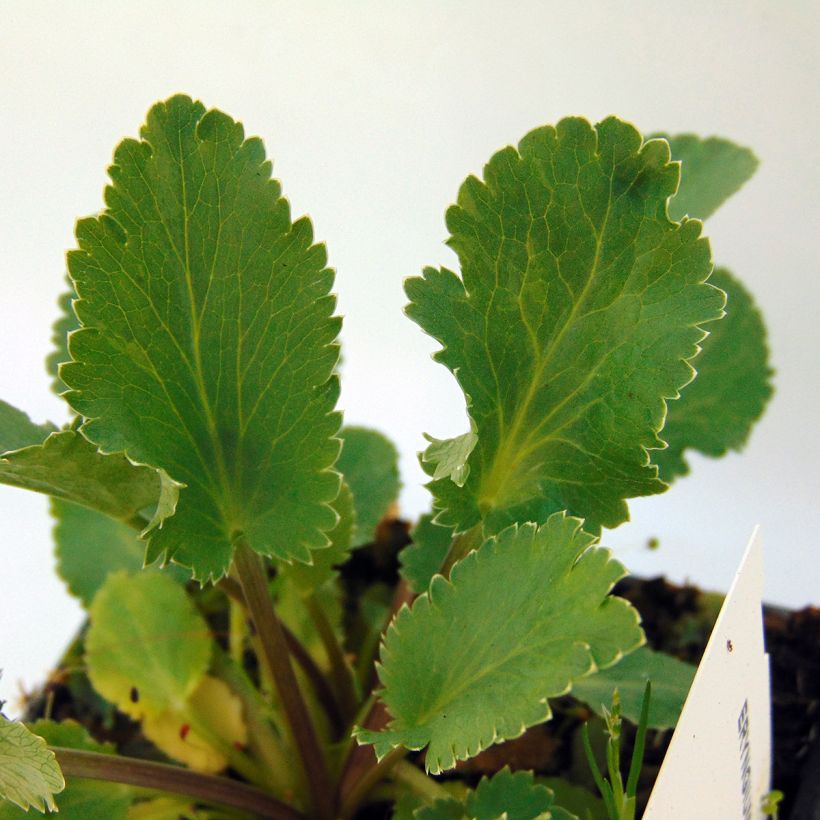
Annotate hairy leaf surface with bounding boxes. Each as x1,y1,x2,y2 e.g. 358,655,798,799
572,646,695,729
654,268,773,480
0,716,64,813
655,133,758,221
407,117,723,535
357,513,643,772
0,427,178,529
416,767,573,820
61,95,342,580
0,720,133,820
399,513,454,593
86,571,212,720
338,426,400,545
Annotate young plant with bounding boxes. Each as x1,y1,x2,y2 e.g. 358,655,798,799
0,95,771,819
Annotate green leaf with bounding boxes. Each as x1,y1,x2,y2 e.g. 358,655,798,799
284,481,355,590
654,133,758,221
399,514,454,593
415,769,574,820
0,427,180,530
572,646,695,729
0,715,64,813
52,498,188,607
61,94,342,581
540,779,606,820
653,267,773,481
53,499,145,605
86,571,213,719
46,283,81,396
357,513,643,773
421,428,477,487
0,400,56,453
466,768,563,820
406,117,723,535
338,426,401,545
0,720,133,820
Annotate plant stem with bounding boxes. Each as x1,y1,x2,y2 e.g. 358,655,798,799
229,595,246,665
439,523,484,578
391,761,449,802
232,541,334,819
305,592,359,720
220,575,345,738
338,746,405,819
53,747,303,820
212,650,298,799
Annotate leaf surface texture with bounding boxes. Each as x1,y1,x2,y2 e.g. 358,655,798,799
407,117,723,534
62,95,342,580
357,513,643,772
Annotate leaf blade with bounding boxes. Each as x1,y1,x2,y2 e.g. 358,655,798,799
0,428,179,527
0,716,64,813
407,117,724,535
653,268,773,481
61,95,342,580
572,646,695,729
654,133,758,221
357,513,643,773
338,426,401,545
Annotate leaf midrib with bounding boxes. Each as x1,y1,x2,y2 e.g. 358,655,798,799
477,167,616,509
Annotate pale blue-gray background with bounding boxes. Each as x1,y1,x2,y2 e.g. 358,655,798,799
1,0,817,712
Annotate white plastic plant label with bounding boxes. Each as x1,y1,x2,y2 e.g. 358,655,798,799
644,527,771,819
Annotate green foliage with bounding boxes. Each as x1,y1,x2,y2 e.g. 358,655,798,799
1,98,773,819
407,117,723,536
86,571,212,720
0,401,56,452
572,646,695,729
46,283,80,396
338,426,401,544
0,720,133,820
654,267,773,480
581,685,651,820
53,499,145,605
357,513,643,773
61,94,342,581
52,498,188,607
400,513,454,593
0,424,179,530
283,481,356,590
416,768,574,820
655,133,758,221
0,715,64,813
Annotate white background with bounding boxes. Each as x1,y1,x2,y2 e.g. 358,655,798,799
1,1,818,713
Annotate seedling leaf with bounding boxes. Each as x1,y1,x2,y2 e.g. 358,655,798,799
415,767,572,820
61,94,342,581
572,646,694,729
357,513,643,772
400,513,454,593
0,427,179,527
407,117,723,535
0,716,64,813
0,401,56,452
338,426,401,545
653,267,773,480
655,133,758,221
0,720,134,820
86,571,212,720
